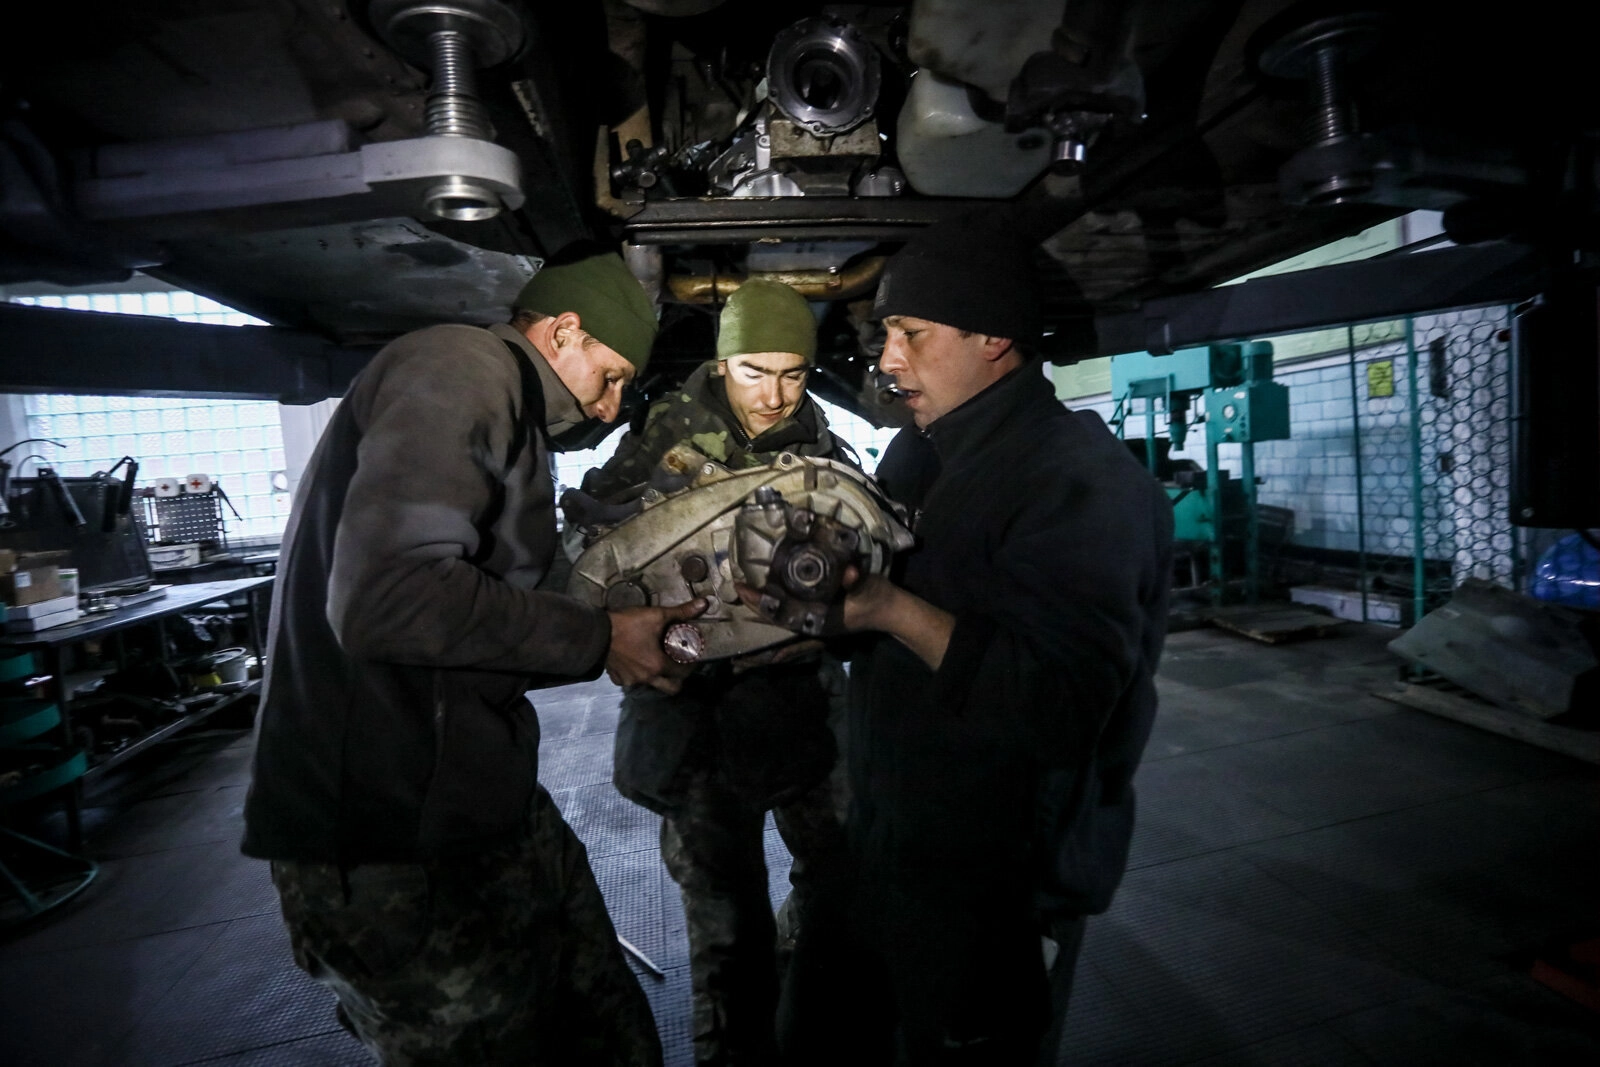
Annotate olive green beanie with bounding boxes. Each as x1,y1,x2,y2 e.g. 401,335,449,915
514,252,658,370
716,278,816,363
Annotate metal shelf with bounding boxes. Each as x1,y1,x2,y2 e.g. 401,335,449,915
5,577,273,649
1,575,272,849
80,680,260,784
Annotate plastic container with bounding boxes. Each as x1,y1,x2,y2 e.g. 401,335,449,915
895,69,1052,197
1528,533,1600,609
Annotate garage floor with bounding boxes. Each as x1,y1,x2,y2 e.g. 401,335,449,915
3,621,1598,1065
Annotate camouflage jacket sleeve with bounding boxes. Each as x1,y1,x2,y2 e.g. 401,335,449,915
581,389,763,500
580,413,663,502
581,392,719,501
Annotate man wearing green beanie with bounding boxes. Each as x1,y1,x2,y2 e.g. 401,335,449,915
578,278,852,1067
246,247,700,1065
512,243,661,376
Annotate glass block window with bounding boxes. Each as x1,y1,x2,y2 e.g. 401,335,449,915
13,290,267,327
10,291,290,541
813,398,899,473
550,439,622,500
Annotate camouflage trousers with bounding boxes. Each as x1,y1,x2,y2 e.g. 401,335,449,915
661,768,848,1067
271,788,661,1067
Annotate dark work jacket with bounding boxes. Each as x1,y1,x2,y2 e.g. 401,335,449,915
242,324,611,864
590,361,849,813
850,363,1173,917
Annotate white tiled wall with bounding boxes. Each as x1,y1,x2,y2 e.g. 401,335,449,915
1251,353,1408,555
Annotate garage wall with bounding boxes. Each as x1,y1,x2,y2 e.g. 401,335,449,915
1060,305,1522,598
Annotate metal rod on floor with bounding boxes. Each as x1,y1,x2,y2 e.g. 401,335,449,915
618,935,665,980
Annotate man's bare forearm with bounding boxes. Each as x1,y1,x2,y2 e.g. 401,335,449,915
848,576,955,671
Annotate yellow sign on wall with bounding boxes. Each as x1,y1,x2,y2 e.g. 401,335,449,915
1367,359,1395,398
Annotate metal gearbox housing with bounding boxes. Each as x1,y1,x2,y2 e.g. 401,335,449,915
567,450,914,662
767,16,881,138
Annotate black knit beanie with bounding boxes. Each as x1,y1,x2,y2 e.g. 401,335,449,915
871,208,1043,342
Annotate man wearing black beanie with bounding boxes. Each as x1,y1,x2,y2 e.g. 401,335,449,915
771,210,1174,1065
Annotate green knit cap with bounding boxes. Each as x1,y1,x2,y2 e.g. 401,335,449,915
514,252,658,370
716,278,816,363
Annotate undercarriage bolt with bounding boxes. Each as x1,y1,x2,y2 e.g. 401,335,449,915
367,0,525,220
1256,11,1387,206
425,28,494,141
1308,45,1355,146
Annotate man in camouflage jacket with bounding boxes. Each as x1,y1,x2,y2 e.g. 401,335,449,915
245,250,701,1065
581,280,852,1067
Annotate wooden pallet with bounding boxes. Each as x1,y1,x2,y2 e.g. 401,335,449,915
1378,681,1600,765
1207,604,1348,644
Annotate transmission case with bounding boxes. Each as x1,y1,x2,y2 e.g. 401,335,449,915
566,449,914,662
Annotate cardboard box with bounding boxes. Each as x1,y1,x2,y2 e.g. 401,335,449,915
0,550,68,607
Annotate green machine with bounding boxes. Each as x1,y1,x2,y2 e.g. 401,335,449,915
1110,342,1289,602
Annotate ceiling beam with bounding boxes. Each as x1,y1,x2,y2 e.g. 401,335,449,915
0,303,373,403
1062,241,1550,360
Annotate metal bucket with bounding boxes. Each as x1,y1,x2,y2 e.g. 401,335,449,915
208,648,249,685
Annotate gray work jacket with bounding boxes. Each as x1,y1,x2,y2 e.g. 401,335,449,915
243,323,610,863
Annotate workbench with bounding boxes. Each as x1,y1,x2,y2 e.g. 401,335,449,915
2,575,273,847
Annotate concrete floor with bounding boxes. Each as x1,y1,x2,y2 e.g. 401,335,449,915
3,621,1598,1065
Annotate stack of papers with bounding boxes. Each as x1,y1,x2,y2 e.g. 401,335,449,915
114,586,171,608
4,593,82,633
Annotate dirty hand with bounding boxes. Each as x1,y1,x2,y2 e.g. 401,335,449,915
739,566,952,669
834,564,899,632
734,564,896,636
606,598,708,693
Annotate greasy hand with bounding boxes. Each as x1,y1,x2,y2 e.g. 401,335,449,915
741,566,954,670
734,565,899,636
836,564,897,632
606,598,707,693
